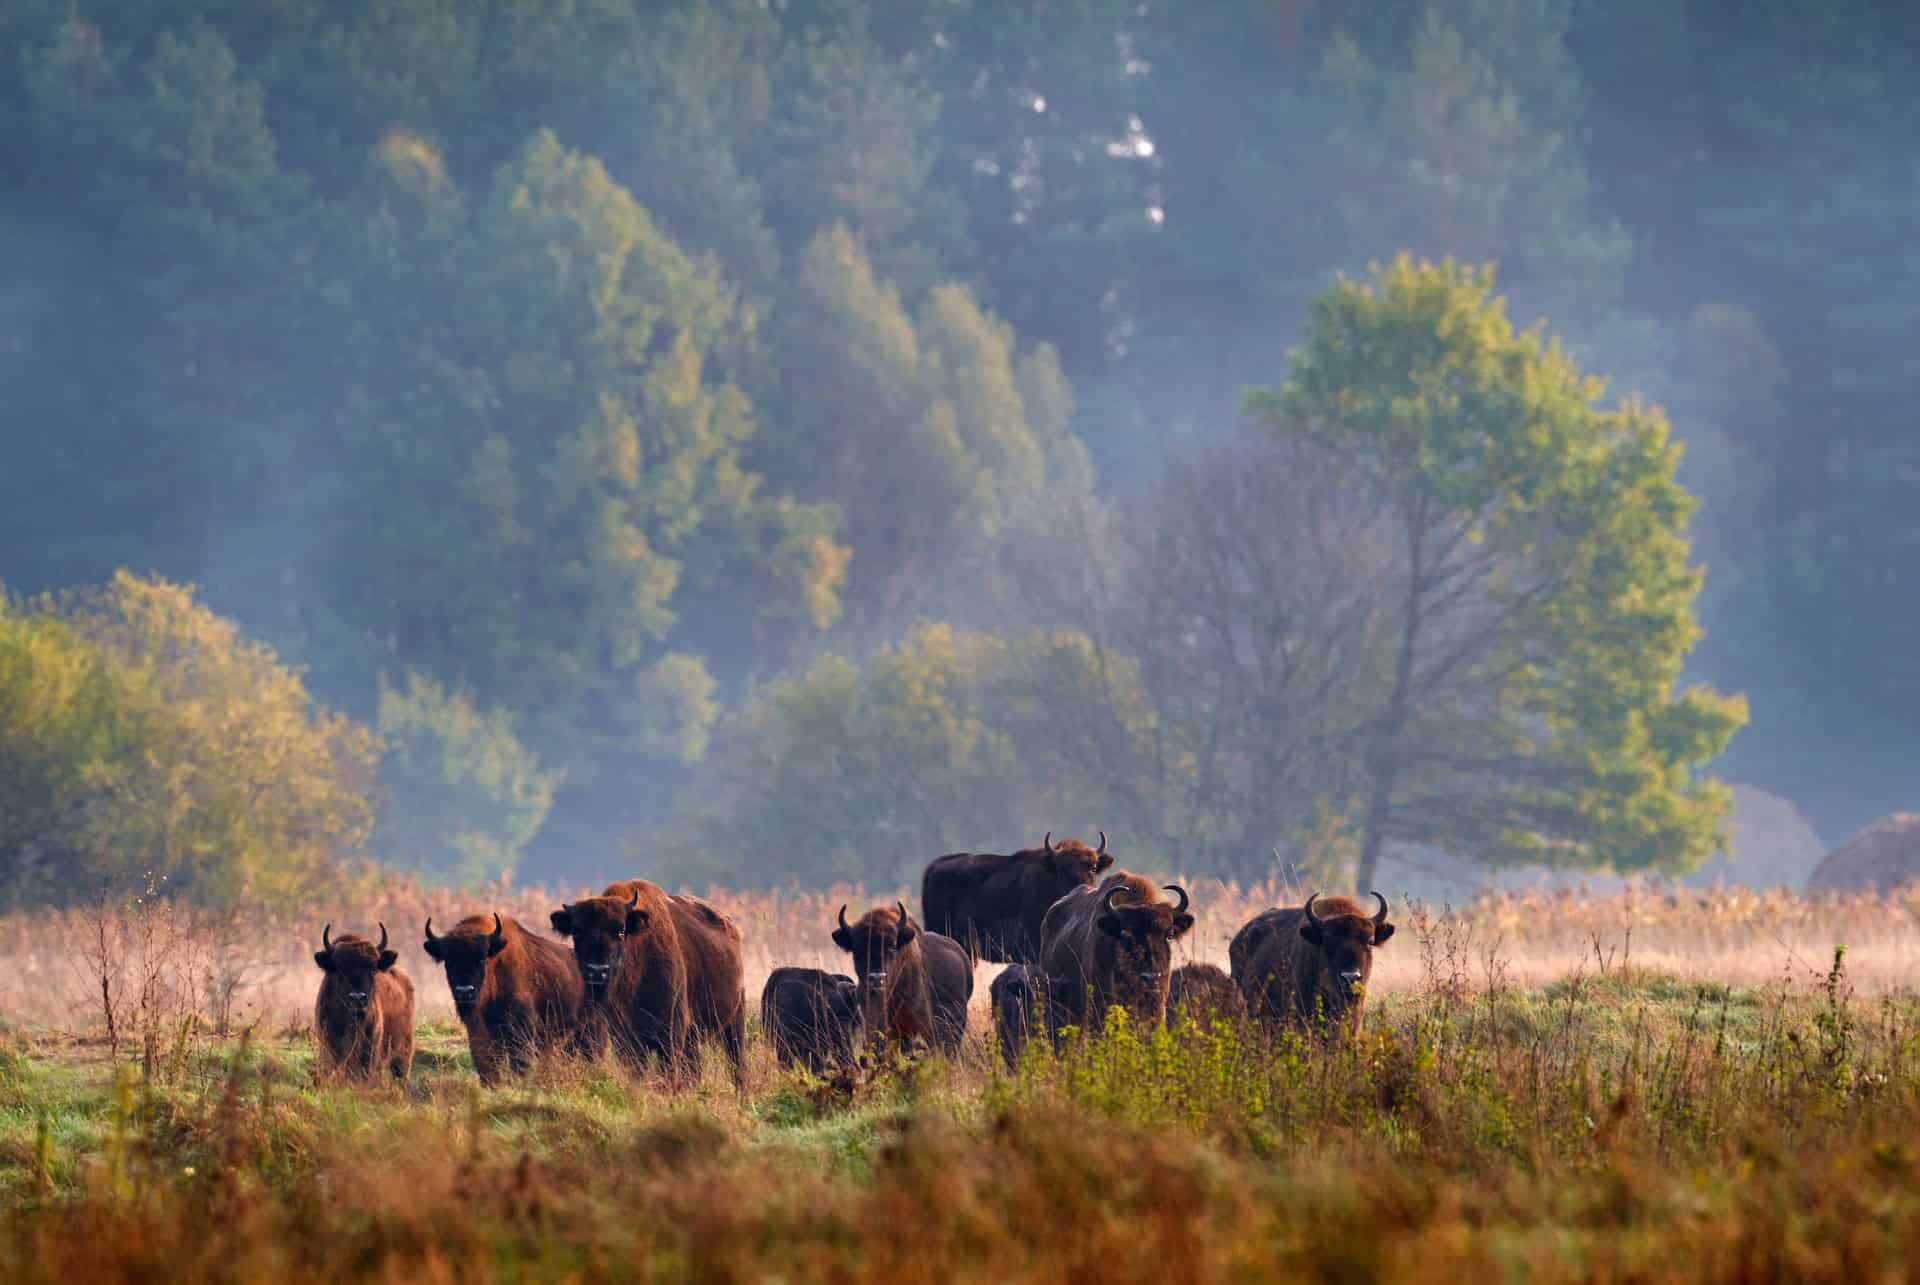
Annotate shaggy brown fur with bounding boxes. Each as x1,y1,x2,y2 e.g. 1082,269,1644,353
1038,871,1193,1040
1229,892,1394,1037
421,913,585,1084
1166,962,1247,1028
832,902,972,1056
312,924,414,1083
922,832,1116,963
760,967,861,1073
550,879,747,1084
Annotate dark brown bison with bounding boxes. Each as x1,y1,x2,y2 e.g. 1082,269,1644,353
421,913,585,1084
989,963,1043,1069
760,967,861,1073
1229,892,1394,1036
549,879,747,1085
832,902,973,1057
1166,962,1247,1028
1038,871,1194,1038
922,831,1116,963
312,923,415,1083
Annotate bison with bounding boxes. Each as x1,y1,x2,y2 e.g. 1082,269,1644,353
922,831,1116,963
989,963,1043,1069
422,913,586,1084
312,923,415,1083
1038,871,1193,1039
760,966,862,1074
832,902,973,1057
1229,892,1394,1036
550,879,747,1085
1166,962,1247,1029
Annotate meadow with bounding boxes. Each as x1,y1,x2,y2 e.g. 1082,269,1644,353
3,878,1919,1282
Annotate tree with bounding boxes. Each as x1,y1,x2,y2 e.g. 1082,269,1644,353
373,671,560,886
1246,257,1746,891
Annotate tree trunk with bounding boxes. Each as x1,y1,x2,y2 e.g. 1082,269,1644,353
1357,507,1427,894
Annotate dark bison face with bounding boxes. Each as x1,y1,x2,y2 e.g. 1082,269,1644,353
422,914,508,1013
832,902,917,1022
1043,830,1115,887
1096,884,1194,1017
550,891,650,1000
314,924,397,1016
1299,892,1394,1007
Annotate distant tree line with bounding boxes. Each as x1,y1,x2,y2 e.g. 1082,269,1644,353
2,0,1903,898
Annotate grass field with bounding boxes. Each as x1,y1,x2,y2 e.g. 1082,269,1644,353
3,880,1919,1281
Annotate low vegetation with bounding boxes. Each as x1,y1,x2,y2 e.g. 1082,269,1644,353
0,886,1915,1280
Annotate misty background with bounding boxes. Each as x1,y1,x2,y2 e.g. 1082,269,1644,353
1,0,1913,899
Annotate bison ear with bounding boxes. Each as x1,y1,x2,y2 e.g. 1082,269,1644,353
1298,918,1324,947
421,936,444,962
377,949,399,971
1097,915,1127,939
1373,922,1395,946
625,907,650,935
487,933,510,958
314,950,335,973
831,926,852,951
1169,913,1195,941
895,919,917,948
549,907,574,937
1094,852,1115,873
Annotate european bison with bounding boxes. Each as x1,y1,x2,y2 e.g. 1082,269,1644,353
1038,871,1194,1038
550,879,747,1085
760,966,861,1073
989,963,1043,1069
312,923,415,1083
832,902,973,1057
1229,892,1394,1036
422,913,585,1084
922,831,1116,962
1166,962,1247,1028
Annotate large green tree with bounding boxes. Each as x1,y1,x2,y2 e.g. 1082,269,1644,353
1247,257,1746,891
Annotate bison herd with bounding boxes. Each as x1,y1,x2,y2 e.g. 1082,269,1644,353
311,837,1396,1086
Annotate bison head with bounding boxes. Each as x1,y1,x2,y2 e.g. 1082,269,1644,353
550,889,650,1000
314,923,396,1016
422,913,507,1013
833,902,919,1031
1096,883,1194,1019
1299,891,1394,1011
1042,829,1116,886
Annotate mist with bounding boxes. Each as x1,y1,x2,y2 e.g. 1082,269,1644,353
2,0,1913,898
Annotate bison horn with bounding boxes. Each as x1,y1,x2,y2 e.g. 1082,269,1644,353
1162,884,1189,916
489,913,505,948
896,900,911,930
626,888,640,911
838,904,851,933
1043,831,1055,855
321,923,334,954
1370,891,1390,926
1097,829,1108,856
423,917,437,944
376,922,388,952
1303,892,1323,927
1099,883,1127,921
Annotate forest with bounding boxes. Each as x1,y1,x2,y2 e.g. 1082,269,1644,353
3,0,1914,901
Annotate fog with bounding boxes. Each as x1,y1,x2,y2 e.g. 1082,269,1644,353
1,1,1913,897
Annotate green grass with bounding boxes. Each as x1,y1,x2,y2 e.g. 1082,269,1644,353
3,962,1920,1281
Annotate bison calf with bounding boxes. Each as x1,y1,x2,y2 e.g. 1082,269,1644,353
1166,962,1247,1029
761,967,861,1074
832,902,972,1057
989,963,1044,1069
1230,892,1394,1037
1039,872,1193,1040
550,879,748,1086
922,831,1115,963
422,913,586,1084
313,923,414,1083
